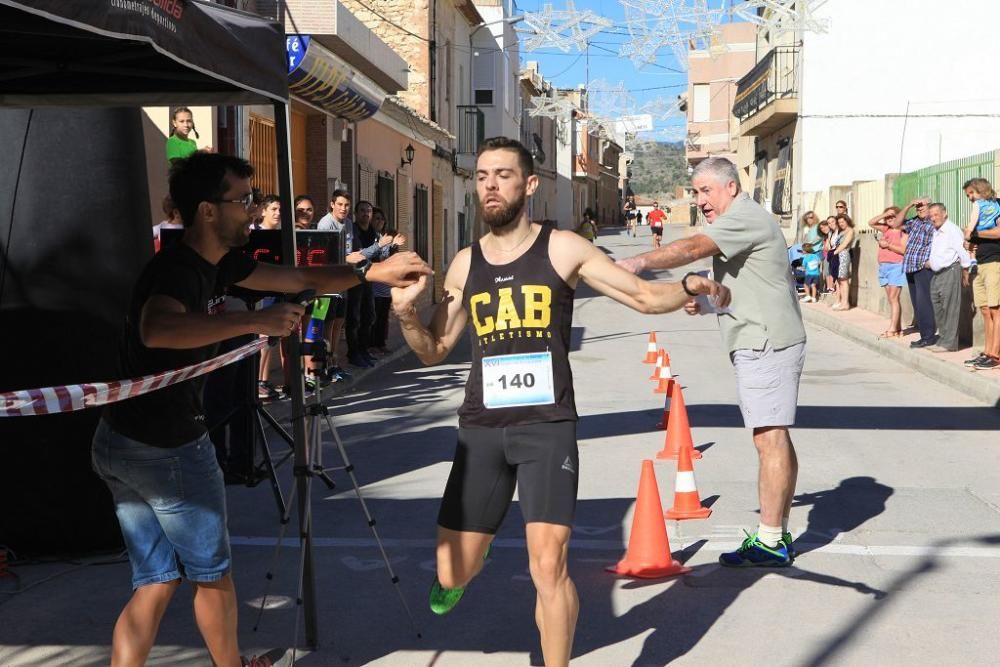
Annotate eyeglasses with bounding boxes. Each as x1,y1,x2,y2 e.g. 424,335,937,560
213,192,257,211
295,207,314,215
835,204,846,209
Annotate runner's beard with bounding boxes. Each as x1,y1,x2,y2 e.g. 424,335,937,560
482,192,526,229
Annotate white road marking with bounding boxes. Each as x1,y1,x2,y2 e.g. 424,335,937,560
229,536,1000,559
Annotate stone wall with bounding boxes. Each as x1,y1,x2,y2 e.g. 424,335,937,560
339,0,431,117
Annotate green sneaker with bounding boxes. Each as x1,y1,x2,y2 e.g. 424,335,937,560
719,531,791,568
783,532,796,560
429,578,466,615
428,542,493,615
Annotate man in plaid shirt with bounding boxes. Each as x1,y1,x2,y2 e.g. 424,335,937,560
900,197,938,347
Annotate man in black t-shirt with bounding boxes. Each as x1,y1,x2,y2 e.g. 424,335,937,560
92,153,430,667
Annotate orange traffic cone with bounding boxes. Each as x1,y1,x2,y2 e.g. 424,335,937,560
654,379,671,430
607,460,690,578
655,384,701,460
653,354,673,394
648,349,665,380
643,332,658,363
664,442,712,520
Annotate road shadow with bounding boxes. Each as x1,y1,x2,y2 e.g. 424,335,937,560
685,404,1000,431
790,476,894,556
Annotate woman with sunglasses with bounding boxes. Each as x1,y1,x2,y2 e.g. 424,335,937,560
868,207,907,336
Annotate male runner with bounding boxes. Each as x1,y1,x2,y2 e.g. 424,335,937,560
93,153,429,667
390,137,729,666
646,201,668,249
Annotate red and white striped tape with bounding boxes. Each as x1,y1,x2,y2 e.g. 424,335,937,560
0,337,269,418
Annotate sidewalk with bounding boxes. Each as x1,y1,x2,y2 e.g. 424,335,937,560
800,300,1000,406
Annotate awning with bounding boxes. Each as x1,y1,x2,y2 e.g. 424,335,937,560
287,35,383,122
0,0,287,106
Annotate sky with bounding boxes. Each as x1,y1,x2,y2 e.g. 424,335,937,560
513,0,740,142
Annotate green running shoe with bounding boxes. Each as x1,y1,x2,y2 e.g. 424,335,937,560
783,532,796,560
719,531,790,568
429,578,466,615
428,542,493,615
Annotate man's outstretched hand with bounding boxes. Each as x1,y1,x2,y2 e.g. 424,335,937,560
391,273,429,317
616,255,645,275
369,251,432,288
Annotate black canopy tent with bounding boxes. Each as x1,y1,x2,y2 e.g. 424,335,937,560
0,0,321,647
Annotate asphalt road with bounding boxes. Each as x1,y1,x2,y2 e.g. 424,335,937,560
3,225,999,667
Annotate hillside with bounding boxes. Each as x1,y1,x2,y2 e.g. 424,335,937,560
628,141,689,200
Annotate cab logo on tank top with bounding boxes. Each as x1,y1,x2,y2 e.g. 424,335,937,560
470,285,552,345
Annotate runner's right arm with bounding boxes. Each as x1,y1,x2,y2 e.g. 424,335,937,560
391,248,471,365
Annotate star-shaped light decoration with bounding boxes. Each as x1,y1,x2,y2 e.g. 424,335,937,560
618,0,724,69
528,95,580,119
731,0,830,36
519,0,614,52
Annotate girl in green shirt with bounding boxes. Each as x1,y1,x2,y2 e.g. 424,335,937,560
165,106,199,163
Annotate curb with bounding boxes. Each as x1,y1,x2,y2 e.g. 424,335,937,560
801,306,1000,407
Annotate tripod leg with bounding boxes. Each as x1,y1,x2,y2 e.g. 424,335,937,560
321,414,422,638
254,407,289,517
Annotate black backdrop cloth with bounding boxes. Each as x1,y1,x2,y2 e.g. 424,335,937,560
0,1,288,555
0,0,286,106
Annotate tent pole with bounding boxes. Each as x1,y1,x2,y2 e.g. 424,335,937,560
274,100,320,650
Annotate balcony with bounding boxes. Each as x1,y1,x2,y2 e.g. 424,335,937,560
733,46,799,136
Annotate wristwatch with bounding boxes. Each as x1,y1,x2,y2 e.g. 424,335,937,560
681,272,699,297
352,257,371,283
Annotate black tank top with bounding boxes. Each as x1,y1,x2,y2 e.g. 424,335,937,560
458,225,577,427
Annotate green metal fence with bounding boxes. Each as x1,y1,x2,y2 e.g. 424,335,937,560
892,150,997,223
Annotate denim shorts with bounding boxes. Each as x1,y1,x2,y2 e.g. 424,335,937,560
91,419,231,589
878,262,906,287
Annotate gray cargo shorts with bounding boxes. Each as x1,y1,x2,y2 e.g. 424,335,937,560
730,342,806,429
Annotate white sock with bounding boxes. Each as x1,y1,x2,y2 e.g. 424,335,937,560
757,523,783,548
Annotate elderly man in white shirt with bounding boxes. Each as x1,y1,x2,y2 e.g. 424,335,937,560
924,202,972,352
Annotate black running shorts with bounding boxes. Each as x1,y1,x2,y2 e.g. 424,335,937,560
437,421,579,534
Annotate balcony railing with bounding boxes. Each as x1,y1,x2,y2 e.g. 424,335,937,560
457,105,485,155
733,46,799,123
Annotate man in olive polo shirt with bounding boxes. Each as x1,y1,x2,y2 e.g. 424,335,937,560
618,156,806,567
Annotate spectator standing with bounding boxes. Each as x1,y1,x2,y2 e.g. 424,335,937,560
165,107,209,164
799,211,820,247
869,207,907,337
152,195,184,253
647,202,668,248
333,199,396,368
800,242,821,303
899,198,937,347
619,157,806,567
255,194,287,400
635,209,644,227
831,214,855,311
823,215,840,295
369,207,406,355
293,195,316,229
963,178,1000,369
925,203,972,352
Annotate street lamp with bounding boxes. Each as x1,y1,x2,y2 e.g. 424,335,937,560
401,143,415,168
